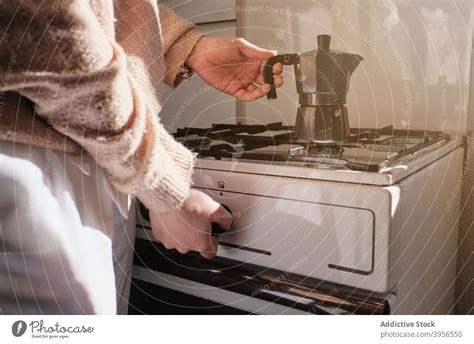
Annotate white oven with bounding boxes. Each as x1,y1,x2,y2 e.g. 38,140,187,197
130,146,463,314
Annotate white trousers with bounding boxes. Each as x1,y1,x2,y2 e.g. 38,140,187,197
0,141,136,314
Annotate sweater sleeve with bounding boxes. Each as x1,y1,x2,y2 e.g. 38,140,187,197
0,0,195,212
158,5,204,87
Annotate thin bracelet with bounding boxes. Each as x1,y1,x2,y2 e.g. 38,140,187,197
177,64,194,80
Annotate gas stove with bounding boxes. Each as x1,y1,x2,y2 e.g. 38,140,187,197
131,122,463,315
174,122,450,172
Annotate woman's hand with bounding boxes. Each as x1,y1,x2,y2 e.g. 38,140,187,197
149,189,233,259
186,36,283,100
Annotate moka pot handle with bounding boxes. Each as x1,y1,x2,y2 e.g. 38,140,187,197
263,54,299,100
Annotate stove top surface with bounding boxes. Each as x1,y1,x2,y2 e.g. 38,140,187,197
174,123,450,172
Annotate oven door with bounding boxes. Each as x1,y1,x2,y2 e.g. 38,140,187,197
130,205,395,315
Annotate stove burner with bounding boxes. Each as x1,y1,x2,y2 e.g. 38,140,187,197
173,123,449,172
307,145,344,158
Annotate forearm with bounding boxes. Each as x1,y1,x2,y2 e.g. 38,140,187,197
158,5,204,86
0,0,195,212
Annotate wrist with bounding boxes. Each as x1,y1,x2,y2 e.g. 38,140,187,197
185,35,209,71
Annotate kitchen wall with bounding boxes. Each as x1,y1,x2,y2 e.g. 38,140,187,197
159,0,237,131
236,0,472,141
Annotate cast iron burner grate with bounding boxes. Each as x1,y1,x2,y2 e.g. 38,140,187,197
173,122,449,172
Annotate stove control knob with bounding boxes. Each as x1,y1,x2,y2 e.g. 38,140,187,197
211,204,232,236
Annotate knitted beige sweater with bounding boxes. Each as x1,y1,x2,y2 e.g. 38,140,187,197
0,1,203,212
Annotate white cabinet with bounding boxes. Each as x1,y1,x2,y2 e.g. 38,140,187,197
159,1,237,131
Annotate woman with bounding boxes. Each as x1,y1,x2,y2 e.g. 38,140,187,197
0,1,283,314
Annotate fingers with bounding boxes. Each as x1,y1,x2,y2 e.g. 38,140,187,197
176,246,191,254
152,191,232,260
259,61,283,75
209,204,233,230
200,236,218,260
234,84,271,101
257,61,283,87
235,37,277,60
234,77,285,100
200,204,232,259
162,231,215,258
256,73,284,87
273,62,283,75
244,83,257,93
273,75,284,87
164,242,191,255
